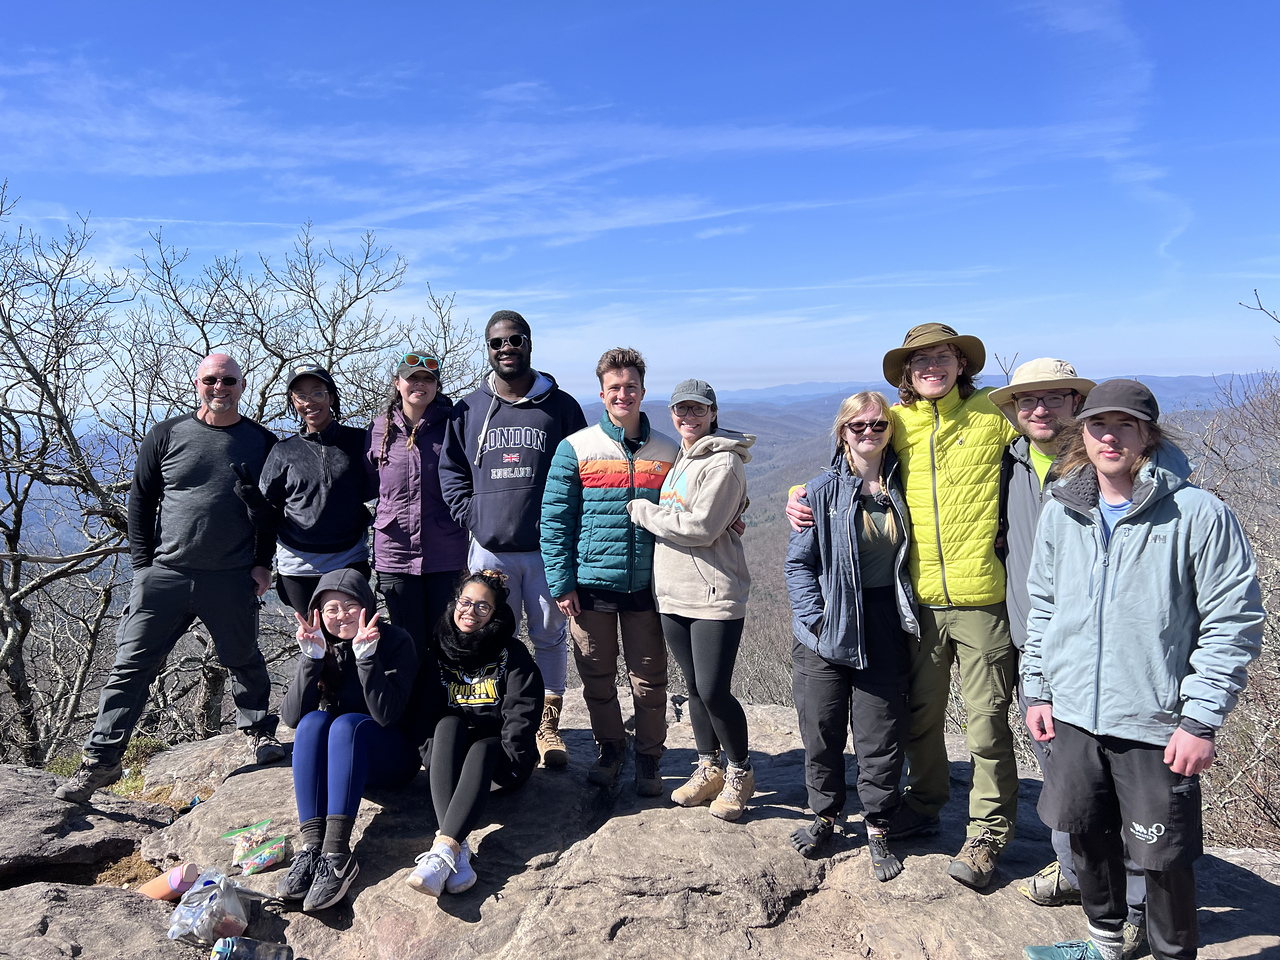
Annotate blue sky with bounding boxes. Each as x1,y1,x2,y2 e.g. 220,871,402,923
3,2,1279,397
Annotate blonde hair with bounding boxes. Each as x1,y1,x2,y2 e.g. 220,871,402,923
830,391,897,541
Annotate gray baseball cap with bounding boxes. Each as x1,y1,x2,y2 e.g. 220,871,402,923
669,379,716,407
1077,379,1160,423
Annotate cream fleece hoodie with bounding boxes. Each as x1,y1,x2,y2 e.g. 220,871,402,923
626,429,754,620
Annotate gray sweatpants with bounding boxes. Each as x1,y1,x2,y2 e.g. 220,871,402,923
85,564,275,764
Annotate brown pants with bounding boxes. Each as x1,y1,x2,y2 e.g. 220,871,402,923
570,608,668,758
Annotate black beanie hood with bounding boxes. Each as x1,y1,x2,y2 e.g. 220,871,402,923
308,568,378,621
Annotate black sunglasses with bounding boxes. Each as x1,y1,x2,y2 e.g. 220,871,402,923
844,420,890,434
199,376,241,386
488,334,529,351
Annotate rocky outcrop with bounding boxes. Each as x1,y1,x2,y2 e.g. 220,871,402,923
0,766,171,885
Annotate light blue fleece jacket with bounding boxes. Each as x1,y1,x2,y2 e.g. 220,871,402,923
1021,442,1264,747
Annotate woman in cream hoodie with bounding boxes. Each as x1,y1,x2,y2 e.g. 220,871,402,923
627,379,754,821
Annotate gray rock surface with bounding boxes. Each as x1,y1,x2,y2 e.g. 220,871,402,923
0,883,207,959
0,765,172,884
137,696,1280,960
142,727,297,804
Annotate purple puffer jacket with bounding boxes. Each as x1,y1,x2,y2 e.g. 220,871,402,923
365,397,468,575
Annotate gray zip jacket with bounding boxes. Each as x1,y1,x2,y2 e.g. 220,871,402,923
1022,442,1264,745
785,450,919,668
1000,436,1050,650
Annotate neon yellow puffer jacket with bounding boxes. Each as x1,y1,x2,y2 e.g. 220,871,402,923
891,386,1017,607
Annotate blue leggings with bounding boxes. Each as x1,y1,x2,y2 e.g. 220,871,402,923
292,710,420,821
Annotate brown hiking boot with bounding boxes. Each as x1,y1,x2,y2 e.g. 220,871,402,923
709,764,755,821
536,694,569,768
947,828,1000,888
671,758,725,807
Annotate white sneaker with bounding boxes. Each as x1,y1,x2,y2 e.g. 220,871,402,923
445,841,477,894
407,843,456,898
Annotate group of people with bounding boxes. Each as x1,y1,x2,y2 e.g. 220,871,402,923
50,312,1263,960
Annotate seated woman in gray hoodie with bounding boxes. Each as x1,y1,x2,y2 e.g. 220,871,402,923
627,379,755,822
784,390,918,882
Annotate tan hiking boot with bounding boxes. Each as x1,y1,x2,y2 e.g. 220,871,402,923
536,694,569,768
709,764,755,821
1018,861,1081,906
671,758,725,807
947,828,1001,888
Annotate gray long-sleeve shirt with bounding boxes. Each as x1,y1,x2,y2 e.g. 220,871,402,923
128,413,278,571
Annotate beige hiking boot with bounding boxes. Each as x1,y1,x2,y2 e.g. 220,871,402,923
709,764,755,821
947,828,1001,888
671,758,725,806
536,694,569,768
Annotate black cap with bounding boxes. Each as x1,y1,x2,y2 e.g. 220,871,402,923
1077,379,1159,422
286,363,338,395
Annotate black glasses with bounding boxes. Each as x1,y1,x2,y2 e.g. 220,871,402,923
401,353,440,372
199,376,240,386
1015,393,1073,412
488,334,529,351
672,402,710,417
844,420,890,434
456,597,493,616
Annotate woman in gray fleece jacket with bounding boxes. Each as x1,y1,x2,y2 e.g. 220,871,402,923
627,379,754,822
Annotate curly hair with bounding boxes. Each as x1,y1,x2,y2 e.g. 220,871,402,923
457,568,511,605
596,347,646,386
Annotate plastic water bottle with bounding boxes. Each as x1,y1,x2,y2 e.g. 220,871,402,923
209,938,295,960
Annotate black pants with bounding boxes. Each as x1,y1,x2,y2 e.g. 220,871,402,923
276,561,372,615
791,587,910,826
377,570,461,661
1040,721,1202,960
426,714,528,843
661,614,748,763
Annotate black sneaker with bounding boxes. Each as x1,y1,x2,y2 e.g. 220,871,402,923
790,815,835,858
587,740,626,787
868,832,903,882
884,803,941,840
247,730,286,765
53,757,124,803
303,852,359,912
277,843,322,900
634,752,662,797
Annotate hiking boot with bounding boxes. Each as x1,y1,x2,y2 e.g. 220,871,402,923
1122,922,1147,960
635,752,663,797
536,694,569,768
246,729,286,765
671,758,725,807
53,757,123,803
587,739,626,787
303,852,359,911
446,841,477,895
867,831,903,882
947,829,1000,889
1018,861,1081,906
709,764,755,822
277,843,322,900
790,815,835,858
407,843,457,898
1024,940,1122,960
883,803,941,840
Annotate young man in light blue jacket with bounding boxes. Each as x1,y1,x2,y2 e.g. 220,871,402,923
1020,380,1264,960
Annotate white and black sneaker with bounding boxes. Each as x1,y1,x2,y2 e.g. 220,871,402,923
247,730,286,765
277,843,322,900
303,852,359,912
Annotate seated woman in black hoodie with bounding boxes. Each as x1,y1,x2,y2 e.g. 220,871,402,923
277,568,420,912
406,570,544,898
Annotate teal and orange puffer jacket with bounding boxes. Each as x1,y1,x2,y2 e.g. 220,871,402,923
540,413,679,598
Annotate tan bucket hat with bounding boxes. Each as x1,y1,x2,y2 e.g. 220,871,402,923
988,358,1096,427
881,322,987,385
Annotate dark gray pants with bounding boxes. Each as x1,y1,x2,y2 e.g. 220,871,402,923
85,564,275,764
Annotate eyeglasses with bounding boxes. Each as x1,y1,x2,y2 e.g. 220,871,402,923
401,353,440,373
488,334,529,351
673,402,710,418
456,597,493,616
909,352,958,369
199,376,241,386
320,601,362,618
1015,393,1074,412
291,389,330,403
844,420,890,434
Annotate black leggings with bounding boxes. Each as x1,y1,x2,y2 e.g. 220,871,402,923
660,614,748,763
428,715,506,843
277,561,372,614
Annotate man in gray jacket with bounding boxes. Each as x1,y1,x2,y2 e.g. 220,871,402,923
1021,380,1264,960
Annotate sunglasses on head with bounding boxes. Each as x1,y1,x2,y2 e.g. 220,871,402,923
488,334,529,351
200,376,240,386
401,353,440,372
845,420,890,434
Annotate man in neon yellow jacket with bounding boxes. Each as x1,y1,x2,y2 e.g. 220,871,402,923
789,322,1017,888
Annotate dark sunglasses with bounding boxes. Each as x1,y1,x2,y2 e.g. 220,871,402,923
401,353,440,372
199,376,240,386
488,334,529,351
844,420,890,434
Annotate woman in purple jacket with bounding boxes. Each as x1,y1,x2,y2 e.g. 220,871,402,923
365,353,469,657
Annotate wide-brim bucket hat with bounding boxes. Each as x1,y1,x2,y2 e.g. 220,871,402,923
882,322,987,385
989,358,1097,427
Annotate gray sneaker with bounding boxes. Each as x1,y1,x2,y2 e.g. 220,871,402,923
53,757,124,803
247,729,286,765
1122,921,1147,960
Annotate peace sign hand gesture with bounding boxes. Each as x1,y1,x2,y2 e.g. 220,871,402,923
352,610,381,661
294,610,327,660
